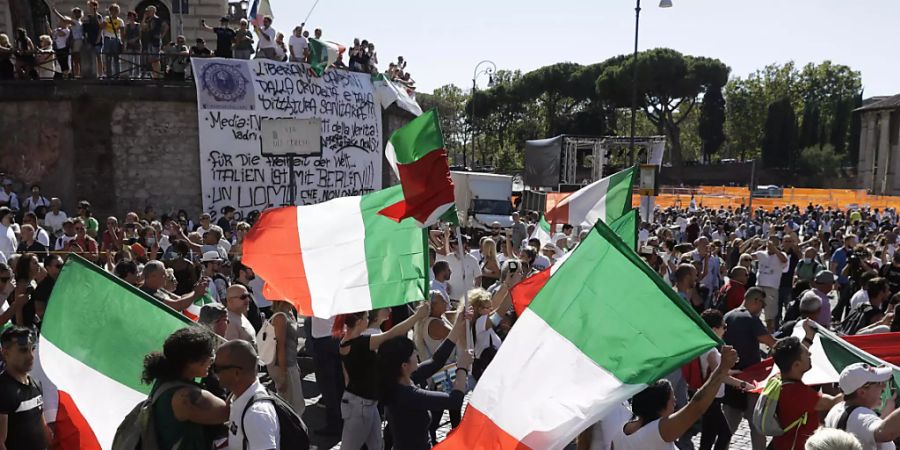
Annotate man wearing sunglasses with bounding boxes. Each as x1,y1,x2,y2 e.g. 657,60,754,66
224,285,256,346
0,327,51,450
824,362,900,449
214,340,279,450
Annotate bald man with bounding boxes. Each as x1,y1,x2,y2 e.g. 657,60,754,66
215,340,279,450
224,285,256,346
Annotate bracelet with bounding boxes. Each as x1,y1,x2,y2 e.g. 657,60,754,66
456,368,469,376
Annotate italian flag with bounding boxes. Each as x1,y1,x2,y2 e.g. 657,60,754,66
513,209,639,315
737,323,900,388
528,214,552,247
308,38,345,77
438,219,718,450
248,0,272,27
379,110,455,227
242,185,429,318
36,255,195,450
545,167,635,227
609,208,638,250
183,293,215,322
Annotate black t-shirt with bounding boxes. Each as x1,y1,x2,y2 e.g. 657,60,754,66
213,28,236,55
723,307,769,370
340,335,379,399
17,241,48,257
0,372,47,450
191,46,212,57
216,217,232,234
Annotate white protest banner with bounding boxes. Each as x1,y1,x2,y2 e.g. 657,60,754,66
192,58,383,220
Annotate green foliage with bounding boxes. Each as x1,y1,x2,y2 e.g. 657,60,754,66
797,144,843,179
761,98,798,168
595,48,730,166
723,61,862,166
699,86,726,162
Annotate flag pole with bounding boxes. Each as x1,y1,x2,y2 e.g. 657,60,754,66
303,0,322,24
455,225,474,351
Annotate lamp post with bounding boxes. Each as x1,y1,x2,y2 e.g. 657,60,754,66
630,0,672,159
470,60,496,169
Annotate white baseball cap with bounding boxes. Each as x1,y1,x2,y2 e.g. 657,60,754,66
839,363,893,394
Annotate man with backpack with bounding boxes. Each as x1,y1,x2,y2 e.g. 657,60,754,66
216,340,309,450
768,322,843,450
824,362,900,450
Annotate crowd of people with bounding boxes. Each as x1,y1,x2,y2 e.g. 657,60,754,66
0,1,415,86
6,176,900,449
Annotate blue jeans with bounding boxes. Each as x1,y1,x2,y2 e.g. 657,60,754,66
102,38,121,78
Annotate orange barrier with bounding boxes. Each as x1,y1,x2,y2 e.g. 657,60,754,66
541,186,900,213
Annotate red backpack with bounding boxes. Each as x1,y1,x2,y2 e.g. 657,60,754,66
681,357,705,391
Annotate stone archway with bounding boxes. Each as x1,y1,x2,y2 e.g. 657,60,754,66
8,0,51,41
134,0,171,44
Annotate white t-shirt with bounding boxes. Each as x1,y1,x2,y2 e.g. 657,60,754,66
43,211,68,234
589,402,632,450
474,315,502,358
850,289,871,310
54,28,70,50
35,227,51,247
754,250,788,289
612,419,677,450
247,276,273,308
436,253,480,301
698,348,724,398
288,34,307,59
228,380,280,450
824,403,895,450
257,26,277,49
0,223,17,259
532,254,551,271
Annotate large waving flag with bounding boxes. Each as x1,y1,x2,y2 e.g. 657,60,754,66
308,38,346,77
248,0,272,27
378,110,455,227
736,324,900,389
608,208,638,250
545,167,635,227
243,185,428,318
36,255,195,450
439,219,718,450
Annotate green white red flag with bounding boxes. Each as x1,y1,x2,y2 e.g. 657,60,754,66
35,255,195,450
545,167,635,227
378,110,456,227
243,185,429,318
438,219,718,450
308,38,345,77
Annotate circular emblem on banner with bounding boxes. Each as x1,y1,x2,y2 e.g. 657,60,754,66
200,63,250,103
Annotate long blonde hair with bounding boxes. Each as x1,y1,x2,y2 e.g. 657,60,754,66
0,34,10,47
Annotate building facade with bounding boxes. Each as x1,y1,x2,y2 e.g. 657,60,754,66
857,95,900,195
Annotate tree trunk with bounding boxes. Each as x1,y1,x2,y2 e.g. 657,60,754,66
665,119,684,167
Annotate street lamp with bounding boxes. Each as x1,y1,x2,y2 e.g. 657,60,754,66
470,60,497,169
630,0,672,162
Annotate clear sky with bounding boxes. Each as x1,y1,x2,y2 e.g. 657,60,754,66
269,0,898,97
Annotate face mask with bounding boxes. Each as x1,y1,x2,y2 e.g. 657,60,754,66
803,258,813,264
146,237,157,246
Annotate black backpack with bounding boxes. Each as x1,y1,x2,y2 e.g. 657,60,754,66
837,304,874,336
240,392,309,450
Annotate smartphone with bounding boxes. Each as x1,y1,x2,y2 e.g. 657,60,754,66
508,261,519,272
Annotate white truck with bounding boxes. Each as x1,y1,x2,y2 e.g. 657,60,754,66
450,171,514,230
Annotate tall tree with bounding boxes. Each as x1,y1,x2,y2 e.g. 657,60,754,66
761,98,798,168
595,48,730,167
698,86,726,163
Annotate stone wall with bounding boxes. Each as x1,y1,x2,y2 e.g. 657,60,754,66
0,80,414,221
